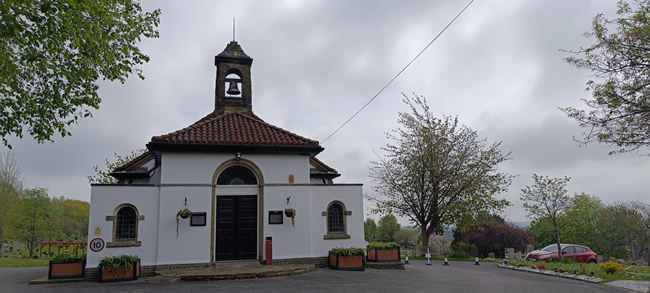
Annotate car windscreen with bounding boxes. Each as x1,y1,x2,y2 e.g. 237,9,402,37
542,245,559,252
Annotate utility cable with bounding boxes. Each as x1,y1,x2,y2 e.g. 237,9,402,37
320,0,475,144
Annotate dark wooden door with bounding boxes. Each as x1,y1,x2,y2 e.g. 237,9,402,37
216,196,257,261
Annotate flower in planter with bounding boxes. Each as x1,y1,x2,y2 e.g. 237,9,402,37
537,265,547,270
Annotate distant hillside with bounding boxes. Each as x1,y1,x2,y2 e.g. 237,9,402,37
510,221,530,228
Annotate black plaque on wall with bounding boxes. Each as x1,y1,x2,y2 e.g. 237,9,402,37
269,211,283,224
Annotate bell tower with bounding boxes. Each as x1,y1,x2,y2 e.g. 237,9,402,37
214,41,253,115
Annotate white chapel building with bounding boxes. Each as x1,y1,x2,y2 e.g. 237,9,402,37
86,41,365,273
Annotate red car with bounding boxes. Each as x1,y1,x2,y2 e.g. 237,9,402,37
526,244,598,263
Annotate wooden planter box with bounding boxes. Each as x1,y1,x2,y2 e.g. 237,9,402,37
367,247,400,263
329,251,365,271
99,260,140,282
48,261,86,279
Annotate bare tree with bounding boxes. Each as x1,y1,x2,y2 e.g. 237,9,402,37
521,174,572,261
370,94,512,249
0,151,22,257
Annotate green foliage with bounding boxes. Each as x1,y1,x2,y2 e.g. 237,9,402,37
377,214,401,242
0,151,22,257
562,0,650,154
599,259,625,274
363,218,378,243
0,1,161,148
7,188,62,257
366,242,400,250
0,257,49,267
99,255,140,272
370,94,512,249
52,197,89,241
448,251,470,258
88,149,147,184
330,247,365,256
52,254,85,264
394,229,417,248
509,259,650,282
452,242,477,256
520,174,572,261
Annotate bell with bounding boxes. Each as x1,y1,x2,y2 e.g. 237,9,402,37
226,81,241,95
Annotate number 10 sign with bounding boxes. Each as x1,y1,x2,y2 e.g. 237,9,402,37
89,238,105,252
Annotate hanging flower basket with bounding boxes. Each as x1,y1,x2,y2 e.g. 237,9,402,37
176,208,192,237
284,208,296,226
177,208,192,219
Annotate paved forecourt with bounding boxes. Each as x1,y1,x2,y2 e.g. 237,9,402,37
2,260,629,292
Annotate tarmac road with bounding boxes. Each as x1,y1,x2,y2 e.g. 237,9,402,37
0,260,629,292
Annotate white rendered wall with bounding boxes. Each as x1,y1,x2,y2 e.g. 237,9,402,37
160,152,310,184
87,185,160,268
156,186,212,264
263,184,364,260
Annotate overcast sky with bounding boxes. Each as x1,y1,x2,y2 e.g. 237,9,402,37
6,0,648,225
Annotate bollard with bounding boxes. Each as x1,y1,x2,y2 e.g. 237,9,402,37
426,248,432,266
405,254,410,265
443,256,450,266
474,256,480,265
504,254,508,265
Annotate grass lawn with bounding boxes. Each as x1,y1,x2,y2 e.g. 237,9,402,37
508,259,650,282
0,257,50,267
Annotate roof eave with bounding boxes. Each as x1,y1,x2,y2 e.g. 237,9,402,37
147,142,324,156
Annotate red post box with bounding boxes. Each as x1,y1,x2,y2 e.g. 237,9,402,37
265,237,272,265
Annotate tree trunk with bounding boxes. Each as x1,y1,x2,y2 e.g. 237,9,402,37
0,227,3,257
421,227,430,254
27,242,35,258
556,235,562,262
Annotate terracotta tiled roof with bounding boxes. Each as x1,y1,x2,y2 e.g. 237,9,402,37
151,112,320,147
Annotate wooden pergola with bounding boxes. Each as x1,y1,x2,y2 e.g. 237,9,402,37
39,241,86,258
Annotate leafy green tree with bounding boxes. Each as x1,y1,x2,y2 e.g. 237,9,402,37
0,151,22,257
8,188,61,257
394,229,417,248
52,197,90,241
528,218,555,248
521,174,572,261
562,0,650,154
0,1,161,148
370,94,512,248
563,193,606,248
364,218,378,243
608,201,650,260
88,149,147,184
377,214,401,242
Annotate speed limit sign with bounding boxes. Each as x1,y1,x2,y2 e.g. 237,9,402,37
89,238,105,252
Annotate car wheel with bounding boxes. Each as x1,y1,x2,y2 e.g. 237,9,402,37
588,259,596,264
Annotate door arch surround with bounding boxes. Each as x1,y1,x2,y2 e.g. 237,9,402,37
210,158,265,263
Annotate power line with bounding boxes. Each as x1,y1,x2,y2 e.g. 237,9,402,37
320,0,475,144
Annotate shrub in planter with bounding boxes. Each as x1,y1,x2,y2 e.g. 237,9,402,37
49,254,86,280
329,247,365,271
366,242,400,263
99,255,141,282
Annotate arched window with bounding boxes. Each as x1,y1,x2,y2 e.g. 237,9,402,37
107,204,143,247
217,165,257,185
328,204,344,233
323,201,350,239
116,206,137,240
